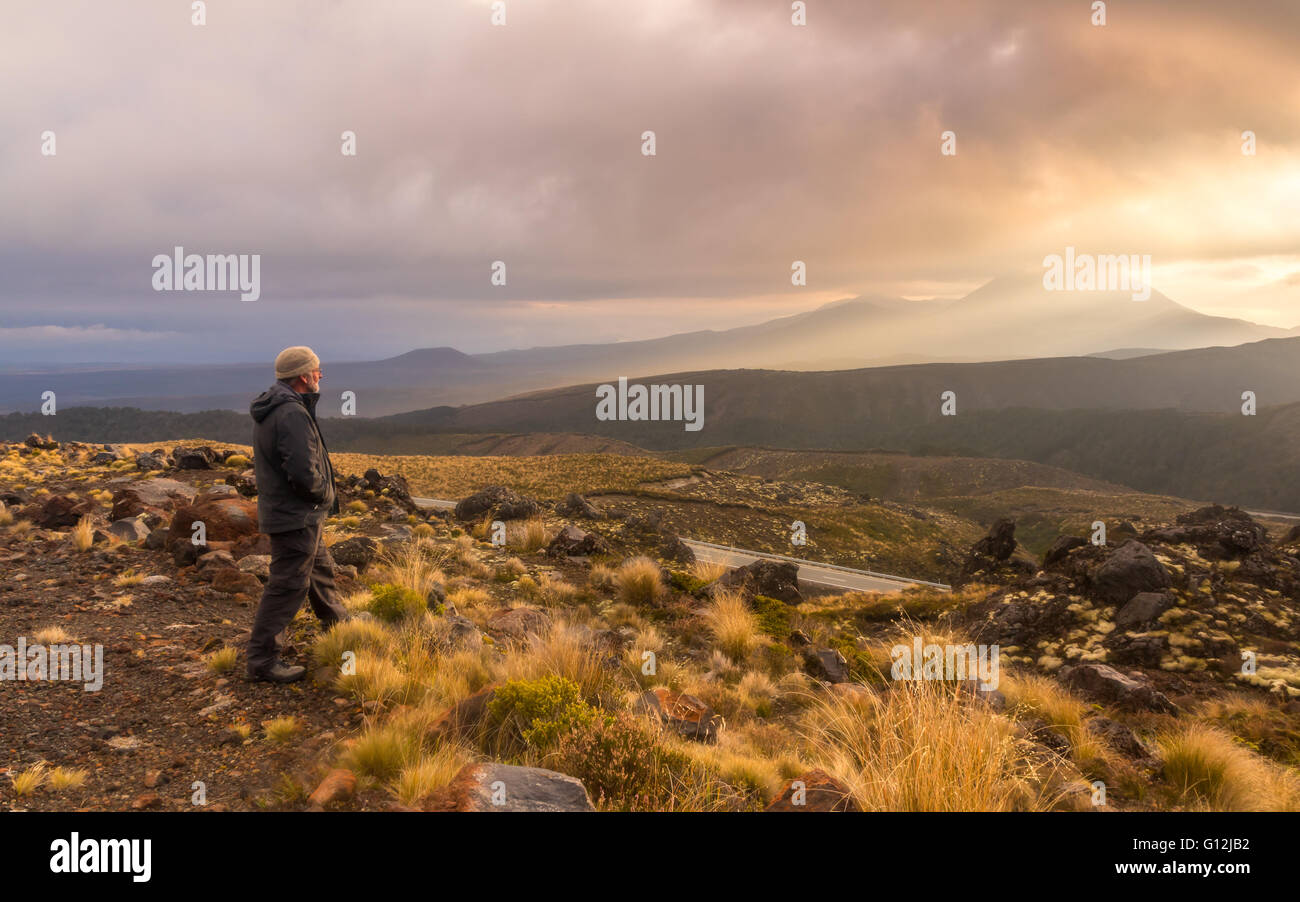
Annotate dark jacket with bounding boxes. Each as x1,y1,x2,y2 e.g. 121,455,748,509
250,379,339,534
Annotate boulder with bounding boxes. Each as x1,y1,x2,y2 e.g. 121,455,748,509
307,769,357,811
1142,505,1266,559
236,555,272,582
454,485,541,522
29,494,96,529
225,470,258,497
546,524,609,558
958,518,1036,584
766,769,860,812
107,517,151,544
164,496,260,556
211,569,264,596
1115,591,1174,629
1043,535,1087,568
804,647,850,683
111,478,196,521
172,445,217,469
635,687,721,742
426,685,498,744
554,493,603,519
134,452,167,472
24,432,59,450
423,763,594,812
711,558,802,605
1057,663,1178,715
486,607,551,640
1090,540,1170,604
660,534,696,565
330,536,378,572
1086,717,1155,760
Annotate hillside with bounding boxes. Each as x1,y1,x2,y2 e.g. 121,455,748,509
3,438,1298,813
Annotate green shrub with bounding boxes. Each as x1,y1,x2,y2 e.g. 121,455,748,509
751,595,792,638
488,675,596,750
548,711,693,811
367,582,426,623
224,454,251,469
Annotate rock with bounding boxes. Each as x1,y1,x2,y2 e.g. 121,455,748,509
427,685,498,743
236,555,272,581
804,647,849,683
1115,591,1174,629
24,432,58,450
1090,540,1170,604
711,558,802,604
1043,535,1088,568
660,534,696,565
441,614,483,650
145,527,169,550
423,763,595,812
330,536,378,571
197,549,238,573
134,452,167,472
172,445,217,469
546,524,609,558
107,517,151,543
789,629,812,647
766,769,860,812
29,494,96,529
225,470,258,497
139,575,172,586
307,769,357,810
958,518,1037,584
426,582,447,607
1086,717,1155,759
164,496,260,556
1142,505,1266,559
635,687,721,742
972,517,1018,562
1058,663,1179,715
212,569,264,596
359,468,415,508
486,607,551,640
111,478,197,521
89,450,121,465
555,493,603,519
131,792,162,810
454,485,541,522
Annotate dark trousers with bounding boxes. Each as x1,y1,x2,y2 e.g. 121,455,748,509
247,520,349,675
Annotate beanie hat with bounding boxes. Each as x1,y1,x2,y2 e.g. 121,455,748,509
274,346,321,381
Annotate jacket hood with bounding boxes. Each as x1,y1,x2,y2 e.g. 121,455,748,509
250,380,305,423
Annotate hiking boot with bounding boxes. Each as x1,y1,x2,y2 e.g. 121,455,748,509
248,660,307,683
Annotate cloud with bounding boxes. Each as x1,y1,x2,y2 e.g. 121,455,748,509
1,0,1297,357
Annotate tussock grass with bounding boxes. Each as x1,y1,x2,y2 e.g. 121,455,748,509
1001,672,1112,778
1159,724,1300,811
510,517,550,553
70,515,95,552
32,626,70,645
113,569,143,587
344,715,426,781
704,589,760,663
802,680,1047,811
46,766,88,792
11,762,48,796
615,556,665,606
393,744,470,806
205,646,239,674
689,560,728,584
263,716,302,743
0,502,13,527
502,621,614,705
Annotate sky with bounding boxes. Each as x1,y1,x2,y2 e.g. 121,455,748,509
2,0,1298,365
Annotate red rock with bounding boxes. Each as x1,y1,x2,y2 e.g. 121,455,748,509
307,769,357,810
767,769,861,812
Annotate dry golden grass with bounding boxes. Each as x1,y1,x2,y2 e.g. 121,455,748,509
1001,672,1113,778
392,744,471,806
113,569,143,587
11,762,48,796
615,556,665,606
511,517,550,553
46,766,89,792
704,589,760,663
688,559,728,584
31,626,70,645
70,515,95,552
263,716,302,744
205,646,239,674
802,680,1050,811
0,502,13,527
1159,724,1300,811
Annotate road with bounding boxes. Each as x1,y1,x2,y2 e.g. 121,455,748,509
412,496,947,593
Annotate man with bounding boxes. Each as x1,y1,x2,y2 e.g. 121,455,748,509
246,346,349,683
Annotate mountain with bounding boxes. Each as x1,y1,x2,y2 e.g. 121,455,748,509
1,275,1291,416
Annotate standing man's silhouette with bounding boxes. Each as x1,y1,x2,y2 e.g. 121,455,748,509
246,346,348,682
